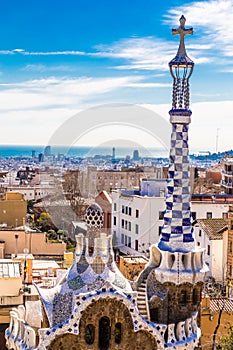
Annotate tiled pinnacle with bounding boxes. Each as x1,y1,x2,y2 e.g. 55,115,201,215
159,16,195,253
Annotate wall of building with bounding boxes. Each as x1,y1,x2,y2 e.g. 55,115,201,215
0,193,27,227
211,239,224,283
191,202,228,220
0,230,66,258
194,225,225,283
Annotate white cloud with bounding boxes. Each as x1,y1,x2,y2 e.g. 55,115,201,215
0,76,144,111
93,35,211,71
0,88,233,151
165,0,233,57
0,49,85,56
22,64,78,73
94,37,174,71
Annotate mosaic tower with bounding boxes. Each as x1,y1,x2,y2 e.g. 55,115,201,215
135,16,207,344
159,15,195,252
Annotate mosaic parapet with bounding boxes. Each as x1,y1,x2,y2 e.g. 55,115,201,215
5,285,201,350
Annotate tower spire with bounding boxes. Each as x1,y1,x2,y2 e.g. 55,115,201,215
169,15,194,113
158,16,195,253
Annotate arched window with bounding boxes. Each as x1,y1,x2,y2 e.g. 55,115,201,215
115,322,122,344
99,317,110,350
180,290,187,305
85,324,95,345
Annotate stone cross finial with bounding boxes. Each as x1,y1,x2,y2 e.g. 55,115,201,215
172,15,193,58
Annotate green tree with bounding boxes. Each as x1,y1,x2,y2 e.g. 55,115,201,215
37,212,52,232
217,325,233,349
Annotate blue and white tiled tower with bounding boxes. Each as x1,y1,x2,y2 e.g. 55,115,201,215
135,17,208,347
159,15,195,253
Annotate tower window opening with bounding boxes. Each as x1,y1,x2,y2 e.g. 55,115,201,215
180,290,187,305
99,317,110,350
85,324,95,345
115,322,122,344
193,288,199,305
181,254,187,269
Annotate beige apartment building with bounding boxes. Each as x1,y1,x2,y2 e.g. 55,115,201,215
78,165,168,198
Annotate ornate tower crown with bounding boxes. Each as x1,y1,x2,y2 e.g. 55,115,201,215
169,15,194,114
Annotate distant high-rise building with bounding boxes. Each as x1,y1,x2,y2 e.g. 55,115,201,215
44,145,51,157
133,149,140,160
38,153,44,162
31,150,35,158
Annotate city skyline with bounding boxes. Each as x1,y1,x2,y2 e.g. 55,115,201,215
0,0,233,153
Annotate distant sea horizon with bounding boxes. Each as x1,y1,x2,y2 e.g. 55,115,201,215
0,144,228,159
0,144,170,159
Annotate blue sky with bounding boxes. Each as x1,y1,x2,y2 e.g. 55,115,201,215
0,0,233,153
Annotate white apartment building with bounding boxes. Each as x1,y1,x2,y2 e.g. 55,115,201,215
112,180,232,257
193,219,228,284
112,179,166,256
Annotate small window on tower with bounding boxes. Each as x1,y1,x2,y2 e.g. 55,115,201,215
180,290,187,305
